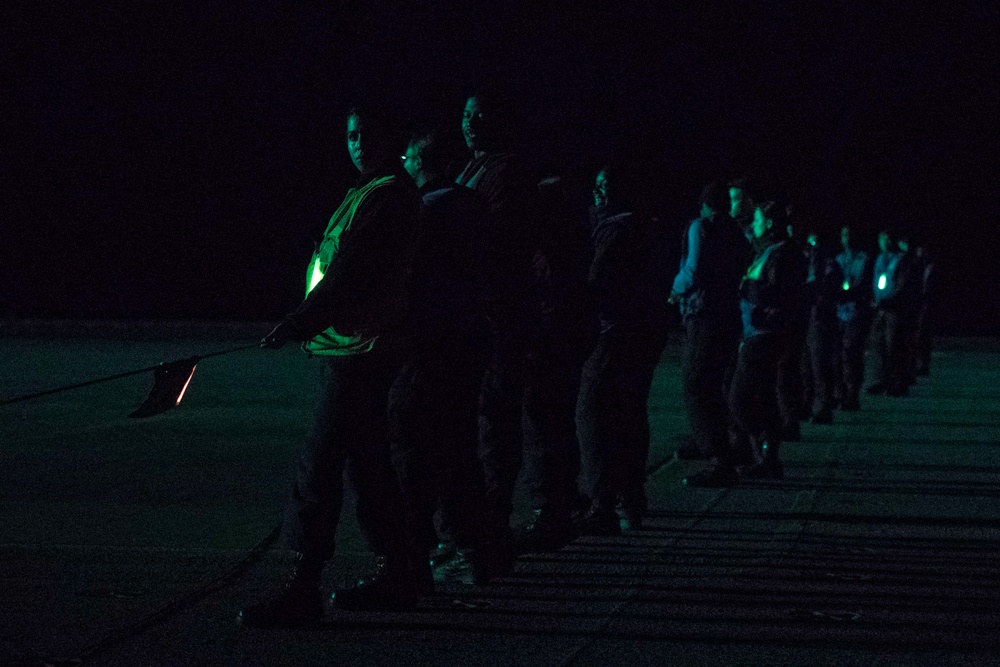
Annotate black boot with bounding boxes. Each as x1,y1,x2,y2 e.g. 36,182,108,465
239,555,325,629
333,556,433,612
516,509,576,554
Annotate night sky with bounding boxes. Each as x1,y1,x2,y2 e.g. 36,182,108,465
4,2,997,333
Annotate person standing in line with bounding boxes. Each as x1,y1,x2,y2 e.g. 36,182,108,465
835,224,872,410
868,229,918,396
729,201,803,480
576,165,671,531
802,228,844,424
452,84,538,573
672,180,751,488
911,243,935,376
241,106,425,628
390,128,508,583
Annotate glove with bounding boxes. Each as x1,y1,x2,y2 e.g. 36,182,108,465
260,321,299,349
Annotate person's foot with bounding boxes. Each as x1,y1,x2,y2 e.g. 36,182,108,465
332,557,432,612
239,580,324,629
886,386,910,397
516,510,575,554
782,421,802,442
739,458,784,481
683,465,739,488
576,503,622,536
866,383,886,395
839,397,860,411
811,408,834,424
675,443,708,461
616,505,643,531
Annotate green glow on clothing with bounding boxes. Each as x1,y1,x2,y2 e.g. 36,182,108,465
843,280,851,291
308,256,324,294
878,274,887,290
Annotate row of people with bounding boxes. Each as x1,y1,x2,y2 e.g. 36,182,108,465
237,89,934,628
676,182,935,487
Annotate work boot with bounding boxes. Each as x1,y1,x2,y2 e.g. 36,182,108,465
839,397,860,411
239,557,325,629
683,464,739,488
516,509,576,554
332,556,432,612
866,383,886,395
739,457,784,481
811,407,834,424
576,502,622,537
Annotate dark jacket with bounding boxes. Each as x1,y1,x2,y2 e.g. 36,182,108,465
589,205,670,333
284,162,422,346
672,212,750,321
739,236,804,339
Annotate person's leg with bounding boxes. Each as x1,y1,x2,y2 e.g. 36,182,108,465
575,331,624,534
868,308,890,392
241,356,354,628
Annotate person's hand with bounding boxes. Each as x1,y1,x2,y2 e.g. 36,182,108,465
261,321,296,349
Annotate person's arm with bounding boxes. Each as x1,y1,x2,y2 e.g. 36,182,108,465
670,219,701,298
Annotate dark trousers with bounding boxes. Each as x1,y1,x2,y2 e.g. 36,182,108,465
729,333,784,461
522,329,591,518
477,329,527,533
913,303,932,374
838,316,868,404
680,315,740,463
806,313,839,415
870,308,911,391
389,334,489,552
284,351,418,566
777,325,807,427
577,318,669,511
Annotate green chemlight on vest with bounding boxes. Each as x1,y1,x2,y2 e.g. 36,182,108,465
843,280,850,291
308,256,324,295
878,274,887,290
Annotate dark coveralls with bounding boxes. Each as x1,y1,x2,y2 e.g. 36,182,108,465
671,213,750,465
775,237,810,435
803,242,844,419
278,163,423,570
577,205,671,516
835,247,872,407
456,151,538,534
521,178,594,522
870,249,920,394
730,236,803,462
388,178,493,555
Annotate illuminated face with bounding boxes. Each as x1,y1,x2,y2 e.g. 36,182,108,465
462,96,490,152
897,238,909,252
807,232,818,247
729,187,746,218
593,170,609,208
346,114,380,173
841,226,851,250
401,141,421,181
878,232,891,253
752,208,771,239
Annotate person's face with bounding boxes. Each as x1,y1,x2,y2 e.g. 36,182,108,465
347,114,383,173
401,141,422,181
593,170,609,208
729,187,746,218
898,239,909,253
752,208,772,239
878,232,891,252
841,226,851,250
462,96,491,152
807,232,818,247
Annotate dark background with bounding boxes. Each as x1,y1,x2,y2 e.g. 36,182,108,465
3,1,997,333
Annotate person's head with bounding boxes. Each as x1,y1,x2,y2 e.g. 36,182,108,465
878,229,894,253
699,180,730,218
753,201,788,241
728,178,753,219
401,129,448,188
840,225,852,251
592,163,639,211
462,83,514,154
346,106,395,174
897,233,910,253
